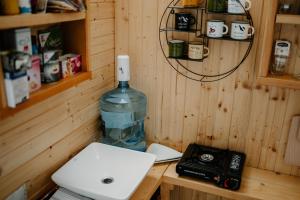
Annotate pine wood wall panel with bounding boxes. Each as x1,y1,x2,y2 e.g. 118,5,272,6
156,0,188,150
0,1,115,199
90,19,114,38
0,87,76,136
90,34,115,54
89,2,114,20
90,49,115,71
0,118,98,199
116,0,300,199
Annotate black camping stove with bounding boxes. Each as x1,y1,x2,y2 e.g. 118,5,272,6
176,143,246,190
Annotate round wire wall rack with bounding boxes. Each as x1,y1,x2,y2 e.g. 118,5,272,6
159,0,255,82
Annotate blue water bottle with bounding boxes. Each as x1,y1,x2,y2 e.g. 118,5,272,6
99,55,147,151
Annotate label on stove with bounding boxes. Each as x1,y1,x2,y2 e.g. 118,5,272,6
230,154,241,170
200,153,214,162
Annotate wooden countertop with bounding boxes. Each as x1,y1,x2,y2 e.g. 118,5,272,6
131,163,169,200
48,162,300,200
162,163,300,200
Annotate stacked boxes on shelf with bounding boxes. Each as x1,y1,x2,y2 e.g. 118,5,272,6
0,26,82,108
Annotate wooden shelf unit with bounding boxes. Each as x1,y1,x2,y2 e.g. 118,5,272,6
0,12,86,30
257,75,300,90
161,163,300,200
0,7,91,119
0,72,91,120
256,0,300,90
276,14,300,25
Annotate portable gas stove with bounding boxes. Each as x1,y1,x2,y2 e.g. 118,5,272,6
176,143,246,190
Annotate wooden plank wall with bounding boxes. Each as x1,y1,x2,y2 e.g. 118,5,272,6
115,0,300,199
0,0,115,199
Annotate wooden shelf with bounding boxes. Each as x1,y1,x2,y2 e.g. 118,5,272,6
0,71,91,120
257,74,300,90
256,1,300,90
162,163,300,200
276,14,300,24
0,12,86,30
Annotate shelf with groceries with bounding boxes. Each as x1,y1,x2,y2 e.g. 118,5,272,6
0,71,91,119
0,5,90,119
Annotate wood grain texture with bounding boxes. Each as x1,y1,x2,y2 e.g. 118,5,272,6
257,75,300,90
115,0,300,199
276,14,300,24
0,0,115,199
284,116,300,166
256,0,278,77
131,163,169,200
170,186,232,200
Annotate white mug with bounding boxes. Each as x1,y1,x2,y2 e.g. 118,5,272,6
188,42,209,60
230,21,255,40
207,20,229,38
228,0,252,14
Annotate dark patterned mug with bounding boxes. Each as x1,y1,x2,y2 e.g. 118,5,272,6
175,13,196,31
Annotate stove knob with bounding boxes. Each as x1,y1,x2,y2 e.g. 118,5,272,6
224,179,230,188
227,178,240,190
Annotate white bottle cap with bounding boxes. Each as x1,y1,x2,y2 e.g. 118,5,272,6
117,55,130,81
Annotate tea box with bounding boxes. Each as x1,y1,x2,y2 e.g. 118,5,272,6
27,55,41,93
59,54,82,78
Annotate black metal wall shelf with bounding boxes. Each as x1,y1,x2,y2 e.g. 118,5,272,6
205,35,252,42
160,28,199,33
206,11,247,16
168,57,205,63
159,0,255,82
168,5,204,10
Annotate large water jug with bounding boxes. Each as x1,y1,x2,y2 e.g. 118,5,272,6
99,55,147,151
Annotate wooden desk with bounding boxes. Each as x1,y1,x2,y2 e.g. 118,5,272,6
161,163,300,200
131,163,169,200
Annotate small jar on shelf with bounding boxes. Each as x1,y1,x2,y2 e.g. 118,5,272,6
18,0,32,14
270,40,291,75
278,3,292,14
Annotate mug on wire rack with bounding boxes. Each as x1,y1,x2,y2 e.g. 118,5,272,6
175,13,196,31
230,21,255,40
188,42,209,60
207,20,229,38
228,0,252,14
